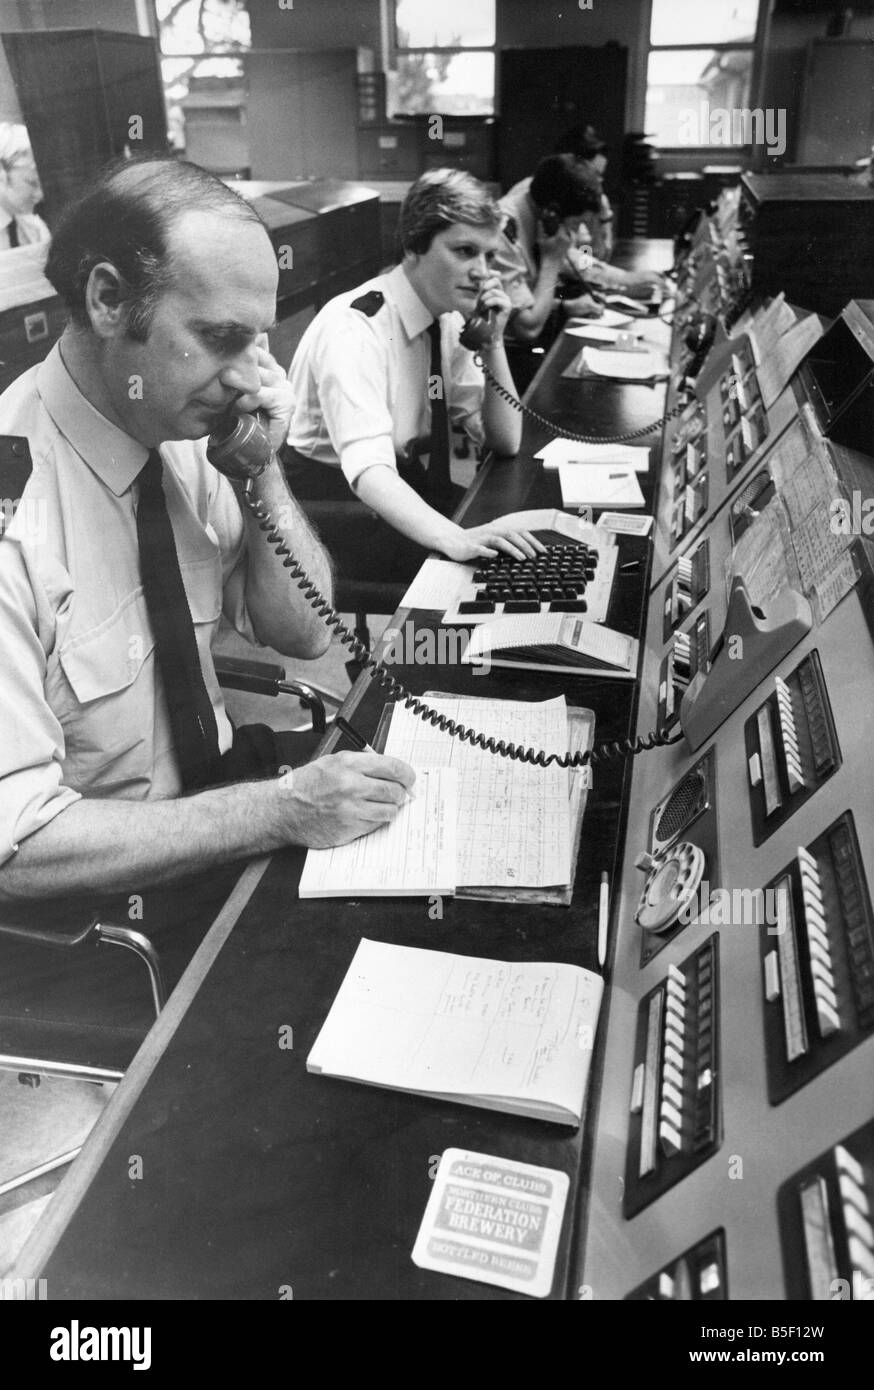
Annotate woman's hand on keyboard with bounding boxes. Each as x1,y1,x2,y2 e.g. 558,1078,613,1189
441,522,547,563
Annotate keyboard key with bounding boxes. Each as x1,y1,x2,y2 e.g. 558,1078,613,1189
458,600,496,615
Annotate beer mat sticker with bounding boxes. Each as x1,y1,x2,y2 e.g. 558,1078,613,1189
412,1149,570,1298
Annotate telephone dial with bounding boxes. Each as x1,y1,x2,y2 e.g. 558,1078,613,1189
634,843,706,934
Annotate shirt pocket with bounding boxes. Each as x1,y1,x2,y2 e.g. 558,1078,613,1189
56,563,222,793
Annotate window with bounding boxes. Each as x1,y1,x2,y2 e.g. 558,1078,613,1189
645,0,762,149
388,0,496,117
156,0,251,158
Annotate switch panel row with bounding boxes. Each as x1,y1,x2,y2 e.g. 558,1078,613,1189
626,1229,728,1301
779,1121,874,1300
745,651,841,844
761,812,874,1104
625,935,721,1216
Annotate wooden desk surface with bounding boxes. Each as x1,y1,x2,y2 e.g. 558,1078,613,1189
13,243,674,1300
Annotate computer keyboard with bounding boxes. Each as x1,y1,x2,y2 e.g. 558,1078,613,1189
442,539,618,626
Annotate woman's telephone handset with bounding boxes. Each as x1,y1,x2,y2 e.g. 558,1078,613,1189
206,406,682,770
206,407,273,480
459,299,499,352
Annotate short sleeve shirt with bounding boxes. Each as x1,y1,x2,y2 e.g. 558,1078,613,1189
286,263,486,488
0,344,257,866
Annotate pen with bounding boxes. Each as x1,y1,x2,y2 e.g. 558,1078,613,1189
335,716,417,800
335,715,375,753
608,472,625,479
597,871,610,970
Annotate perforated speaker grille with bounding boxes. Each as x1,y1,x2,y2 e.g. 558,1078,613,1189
655,768,706,846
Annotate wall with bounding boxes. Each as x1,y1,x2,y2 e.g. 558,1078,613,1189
764,6,874,163
0,0,144,32
248,0,650,124
498,0,651,129
249,0,381,52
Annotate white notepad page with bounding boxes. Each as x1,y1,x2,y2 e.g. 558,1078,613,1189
308,938,604,1121
581,346,665,380
557,463,644,510
383,697,571,889
535,437,650,471
298,767,457,897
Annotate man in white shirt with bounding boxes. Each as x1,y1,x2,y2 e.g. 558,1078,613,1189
0,156,414,902
285,168,543,583
0,123,50,250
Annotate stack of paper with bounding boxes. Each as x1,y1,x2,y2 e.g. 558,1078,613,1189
580,346,667,382
566,307,633,329
299,697,579,897
383,696,573,890
564,323,643,343
298,767,457,898
308,939,605,1126
557,463,644,510
535,438,650,472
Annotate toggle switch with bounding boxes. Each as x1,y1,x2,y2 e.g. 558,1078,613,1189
659,1118,683,1157
838,1170,871,1215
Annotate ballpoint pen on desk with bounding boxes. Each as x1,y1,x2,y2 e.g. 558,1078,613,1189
597,871,610,970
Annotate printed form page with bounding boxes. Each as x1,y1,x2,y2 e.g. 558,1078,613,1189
383,697,572,888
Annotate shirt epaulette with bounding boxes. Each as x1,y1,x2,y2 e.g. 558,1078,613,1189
350,290,385,317
0,435,33,541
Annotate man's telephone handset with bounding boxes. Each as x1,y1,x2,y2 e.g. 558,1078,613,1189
205,407,272,480
206,409,683,768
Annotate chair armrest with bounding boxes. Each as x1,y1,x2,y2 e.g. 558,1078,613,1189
0,898,101,948
215,655,330,734
214,654,288,696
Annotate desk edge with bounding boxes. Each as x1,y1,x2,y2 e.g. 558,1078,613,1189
8,855,272,1284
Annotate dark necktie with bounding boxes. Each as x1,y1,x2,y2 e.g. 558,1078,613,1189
425,318,453,510
8,221,18,249
136,450,221,791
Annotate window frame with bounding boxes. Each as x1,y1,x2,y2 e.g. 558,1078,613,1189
388,0,497,118
645,0,770,155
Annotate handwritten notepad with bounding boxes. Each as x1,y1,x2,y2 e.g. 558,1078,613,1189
298,767,457,898
307,938,605,1125
383,696,571,890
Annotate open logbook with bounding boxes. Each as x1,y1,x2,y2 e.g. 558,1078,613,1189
307,939,604,1126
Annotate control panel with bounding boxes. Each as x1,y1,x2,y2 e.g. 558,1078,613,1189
576,194,874,1300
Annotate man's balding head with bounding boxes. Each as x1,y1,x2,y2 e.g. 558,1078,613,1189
46,155,269,340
